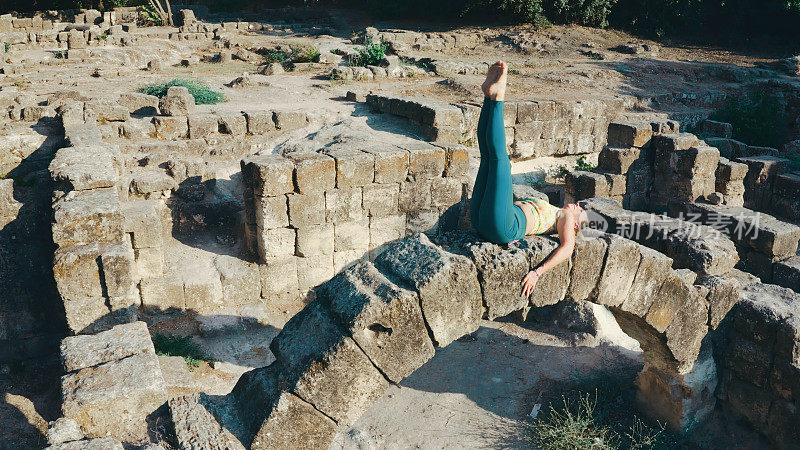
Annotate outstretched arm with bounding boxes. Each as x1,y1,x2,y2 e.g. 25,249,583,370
520,212,576,297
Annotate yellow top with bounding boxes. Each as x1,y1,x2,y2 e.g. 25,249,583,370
519,197,560,235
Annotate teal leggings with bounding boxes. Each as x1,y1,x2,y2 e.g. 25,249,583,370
470,99,526,244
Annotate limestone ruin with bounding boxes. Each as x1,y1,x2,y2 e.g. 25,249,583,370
1,4,799,450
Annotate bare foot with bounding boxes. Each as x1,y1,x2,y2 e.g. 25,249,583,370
481,61,508,101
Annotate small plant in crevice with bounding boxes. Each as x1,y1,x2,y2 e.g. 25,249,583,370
152,333,210,370
138,78,225,105
574,156,596,171
3,42,10,53
350,38,389,67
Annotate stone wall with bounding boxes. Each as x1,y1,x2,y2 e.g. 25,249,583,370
241,141,471,301
171,228,746,448
714,281,800,449
365,93,627,161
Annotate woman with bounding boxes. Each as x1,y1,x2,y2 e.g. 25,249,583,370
470,61,587,298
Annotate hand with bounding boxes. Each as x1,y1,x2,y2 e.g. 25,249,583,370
521,269,541,298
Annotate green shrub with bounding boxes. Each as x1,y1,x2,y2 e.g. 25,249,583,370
350,38,390,67
138,79,225,105
710,91,789,148
264,50,290,64
152,334,209,370
138,4,163,26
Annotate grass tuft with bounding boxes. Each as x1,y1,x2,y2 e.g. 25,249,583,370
528,377,682,450
137,78,225,105
152,333,210,370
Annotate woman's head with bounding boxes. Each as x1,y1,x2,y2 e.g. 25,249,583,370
564,203,588,231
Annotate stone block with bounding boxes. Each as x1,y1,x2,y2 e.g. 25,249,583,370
169,393,247,450
61,352,167,440
159,86,194,116
182,262,223,311
269,300,389,426
153,116,188,139
139,273,185,312
362,183,400,216
430,177,463,207
287,193,325,226
214,255,260,306
255,195,288,230
99,241,135,298
50,145,120,191
607,121,653,147
665,225,739,275
644,272,694,334
244,111,276,135
285,152,335,194
696,274,741,330
324,148,374,188
773,173,800,220
296,224,334,257
519,236,572,309
260,257,299,299
241,155,294,197
406,209,440,235
53,243,103,302
296,254,334,291
622,246,673,317
361,146,408,184
722,331,773,387
257,227,296,261
773,256,800,292
651,133,700,153
398,179,432,213
566,231,608,302
218,113,247,136
565,171,610,200
117,92,159,115
700,120,732,138
594,234,641,307
46,417,84,446
404,142,445,179
369,215,406,249
334,218,370,252
598,146,642,174
187,114,218,139
464,240,529,319
334,250,366,273
323,261,435,382
130,170,177,196
325,187,363,222
249,388,336,449
716,157,748,181
516,101,555,123
133,247,164,279
738,155,787,210
85,102,129,122
121,200,164,249
375,233,482,347
441,144,470,178
60,321,153,373
273,110,307,131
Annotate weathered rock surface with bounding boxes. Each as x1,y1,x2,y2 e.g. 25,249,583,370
60,321,153,373
169,393,248,450
375,233,482,347
323,260,435,382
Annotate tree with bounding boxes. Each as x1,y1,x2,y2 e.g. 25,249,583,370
148,0,173,26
